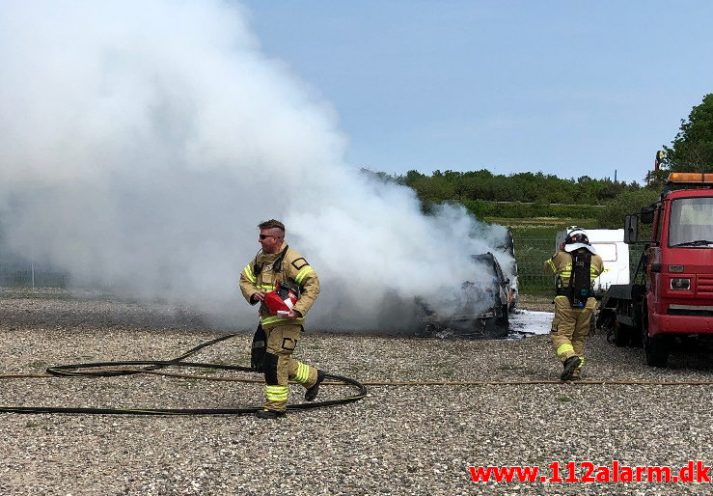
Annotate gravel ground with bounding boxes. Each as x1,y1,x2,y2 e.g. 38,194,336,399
2,291,713,495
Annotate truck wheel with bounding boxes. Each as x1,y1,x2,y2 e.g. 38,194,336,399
642,316,670,367
613,320,631,347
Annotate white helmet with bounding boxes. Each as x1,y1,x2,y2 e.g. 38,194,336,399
564,226,596,254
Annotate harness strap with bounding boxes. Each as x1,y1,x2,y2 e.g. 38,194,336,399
253,245,289,276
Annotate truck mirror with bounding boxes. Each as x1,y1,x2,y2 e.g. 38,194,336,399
640,206,655,224
624,214,639,244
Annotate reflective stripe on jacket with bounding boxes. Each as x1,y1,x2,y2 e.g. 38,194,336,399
239,246,320,327
543,250,604,288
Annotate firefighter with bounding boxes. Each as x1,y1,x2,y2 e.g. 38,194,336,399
544,227,604,381
239,219,324,419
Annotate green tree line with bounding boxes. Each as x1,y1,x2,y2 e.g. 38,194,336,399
373,93,713,228
400,169,640,206
366,167,660,228
661,93,713,173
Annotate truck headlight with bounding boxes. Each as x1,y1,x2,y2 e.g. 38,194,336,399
670,278,691,290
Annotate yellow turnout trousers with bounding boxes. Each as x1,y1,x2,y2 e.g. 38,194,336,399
550,295,597,372
262,323,319,412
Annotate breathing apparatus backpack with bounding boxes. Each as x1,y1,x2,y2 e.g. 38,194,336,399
568,248,592,308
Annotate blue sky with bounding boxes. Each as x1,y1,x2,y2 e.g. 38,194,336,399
239,0,713,184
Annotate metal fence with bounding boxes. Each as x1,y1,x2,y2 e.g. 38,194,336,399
514,238,644,294
513,237,555,293
0,262,68,290
0,240,644,295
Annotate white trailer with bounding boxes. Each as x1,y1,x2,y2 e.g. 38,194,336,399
555,228,630,297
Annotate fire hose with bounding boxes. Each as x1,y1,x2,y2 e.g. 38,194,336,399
1,333,713,415
0,333,366,416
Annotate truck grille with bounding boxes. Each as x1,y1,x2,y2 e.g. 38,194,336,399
698,275,713,296
668,304,713,316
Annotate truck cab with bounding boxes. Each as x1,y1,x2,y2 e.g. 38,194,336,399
601,172,713,366
642,174,713,338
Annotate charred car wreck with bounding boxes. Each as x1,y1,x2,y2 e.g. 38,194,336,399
419,252,514,338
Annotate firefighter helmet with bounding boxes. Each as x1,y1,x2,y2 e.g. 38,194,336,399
565,226,589,245
564,226,596,254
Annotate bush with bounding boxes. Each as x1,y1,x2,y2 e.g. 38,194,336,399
595,189,660,228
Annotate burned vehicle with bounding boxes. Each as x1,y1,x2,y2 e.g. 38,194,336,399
496,228,519,311
419,252,512,338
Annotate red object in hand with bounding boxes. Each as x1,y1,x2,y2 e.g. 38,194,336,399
263,289,298,315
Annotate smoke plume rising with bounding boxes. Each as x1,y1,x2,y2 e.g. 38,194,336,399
0,1,515,330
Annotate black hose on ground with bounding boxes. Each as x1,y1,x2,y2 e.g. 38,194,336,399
0,333,367,416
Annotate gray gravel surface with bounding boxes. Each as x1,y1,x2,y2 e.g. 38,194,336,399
2,292,713,495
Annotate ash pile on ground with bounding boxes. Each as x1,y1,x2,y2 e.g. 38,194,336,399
2,291,713,496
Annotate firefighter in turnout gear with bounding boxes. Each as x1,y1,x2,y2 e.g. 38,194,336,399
239,219,324,419
544,227,604,381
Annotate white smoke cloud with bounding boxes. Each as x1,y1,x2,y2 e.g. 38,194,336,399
0,0,515,330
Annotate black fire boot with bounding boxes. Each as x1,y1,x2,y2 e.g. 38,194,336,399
304,370,326,402
560,356,582,381
255,409,286,420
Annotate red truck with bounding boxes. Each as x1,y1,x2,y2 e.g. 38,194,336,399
597,172,713,366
